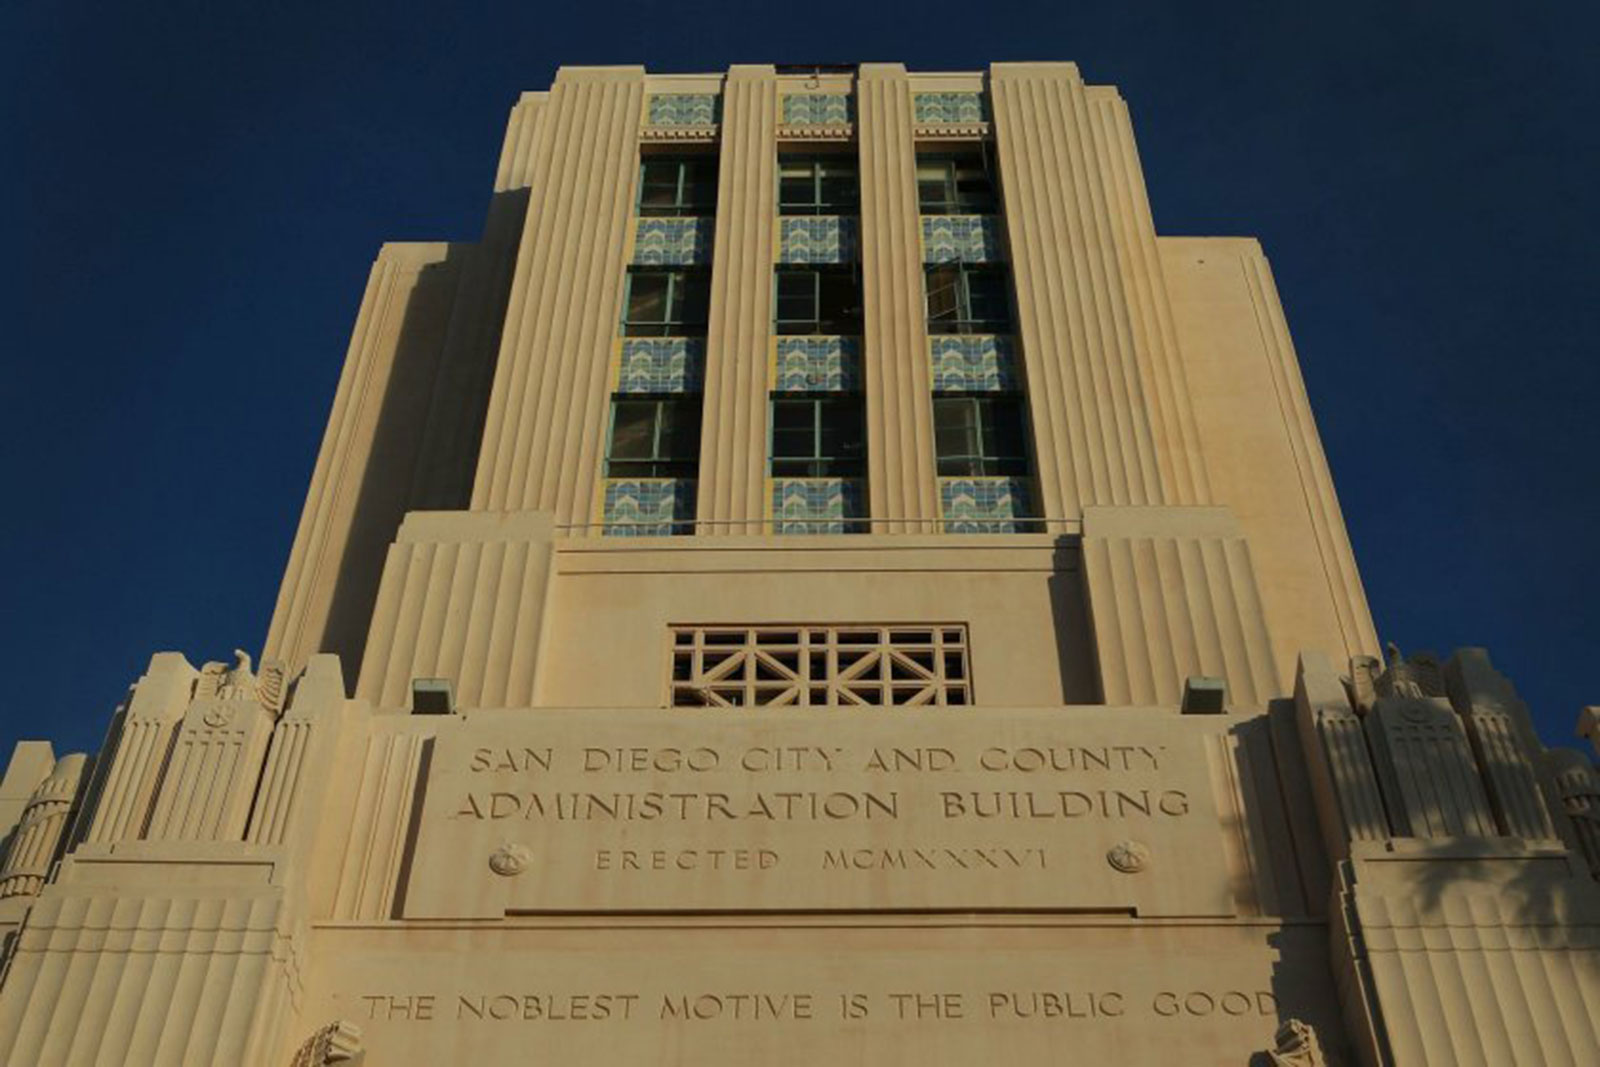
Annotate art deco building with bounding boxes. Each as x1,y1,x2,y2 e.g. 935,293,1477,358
0,62,1597,1066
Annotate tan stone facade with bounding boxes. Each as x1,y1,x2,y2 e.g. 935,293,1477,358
1,62,1597,1065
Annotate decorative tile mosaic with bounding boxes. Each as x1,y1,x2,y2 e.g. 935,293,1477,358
939,476,1034,534
617,339,705,394
774,337,862,393
772,478,864,535
633,218,714,266
603,478,696,536
921,215,1004,263
929,335,1021,392
913,92,988,124
781,93,852,125
647,94,720,127
777,216,857,264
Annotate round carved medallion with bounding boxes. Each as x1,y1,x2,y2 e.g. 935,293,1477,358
201,706,234,729
1106,840,1150,874
488,843,532,877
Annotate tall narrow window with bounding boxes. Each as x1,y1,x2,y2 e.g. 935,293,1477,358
925,265,1011,334
775,268,863,334
932,396,1029,476
770,397,865,477
623,270,711,336
916,152,998,215
606,397,702,478
779,156,859,215
638,157,719,217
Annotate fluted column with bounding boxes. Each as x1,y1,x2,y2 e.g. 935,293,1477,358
858,64,940,531
697,66,776,533
472,67,647,522
990,62,1165,519
1085,87,1211,505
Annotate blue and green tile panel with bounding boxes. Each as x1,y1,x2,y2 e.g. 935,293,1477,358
940,477,1034,534
633,218,713,266
777,216,857,264
781,93,852,125
922,215,1004,264
646,94,720,127
913,92,988,124
774,337,861,393
772,478,865,535
617,339,705,394
929,335,1021,392
603,479,696,536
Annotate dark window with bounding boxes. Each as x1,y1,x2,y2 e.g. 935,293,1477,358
775,268,862,334
770,397,865,477
606,397,702,477
623,270,711,336
933,396,1029,476
779,156,859,215
925,265,1011,334
638,157,718,217
917,153,998,215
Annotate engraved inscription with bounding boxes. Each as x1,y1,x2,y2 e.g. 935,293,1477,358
405,710,1232,915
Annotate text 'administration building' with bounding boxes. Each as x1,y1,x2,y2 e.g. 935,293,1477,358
2,62,1599,1066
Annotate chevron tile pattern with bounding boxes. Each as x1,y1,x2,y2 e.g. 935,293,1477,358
921,215,1004,263
617,339,705,394
633,218,714,265
913,92,988,124
602,478,696,536
929,335,1021,392
777,216,857,264
646,94,719,126
772,477,865,534
939,476,1034,534
774,336,861,393
781,93,852,125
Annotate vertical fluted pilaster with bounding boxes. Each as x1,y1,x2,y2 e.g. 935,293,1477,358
144,694,275,843
698,66,776,533
247,655,347,848
471,67,646,523
1294,651,1391,858
1085,88,1211,505
858,64,940,530
1081,506,1279,706
493,92,547,193
990,63,1165,519
84,653,196,845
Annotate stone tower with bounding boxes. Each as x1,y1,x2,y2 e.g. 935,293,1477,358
0,63,1596,1066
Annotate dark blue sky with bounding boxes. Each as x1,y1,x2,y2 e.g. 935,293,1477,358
4,3,1596,757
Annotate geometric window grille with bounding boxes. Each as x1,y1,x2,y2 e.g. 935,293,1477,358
670,625,970,708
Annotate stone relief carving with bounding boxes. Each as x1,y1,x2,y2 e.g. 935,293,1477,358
1545,749,1600,879
1266,1017,1330,1066
489,842,532,876
191,649,287,716
291,1019,365,1066
1377,643,1445,699
1105,840,1150,874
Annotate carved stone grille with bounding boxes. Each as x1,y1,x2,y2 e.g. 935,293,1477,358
670,625,971,707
